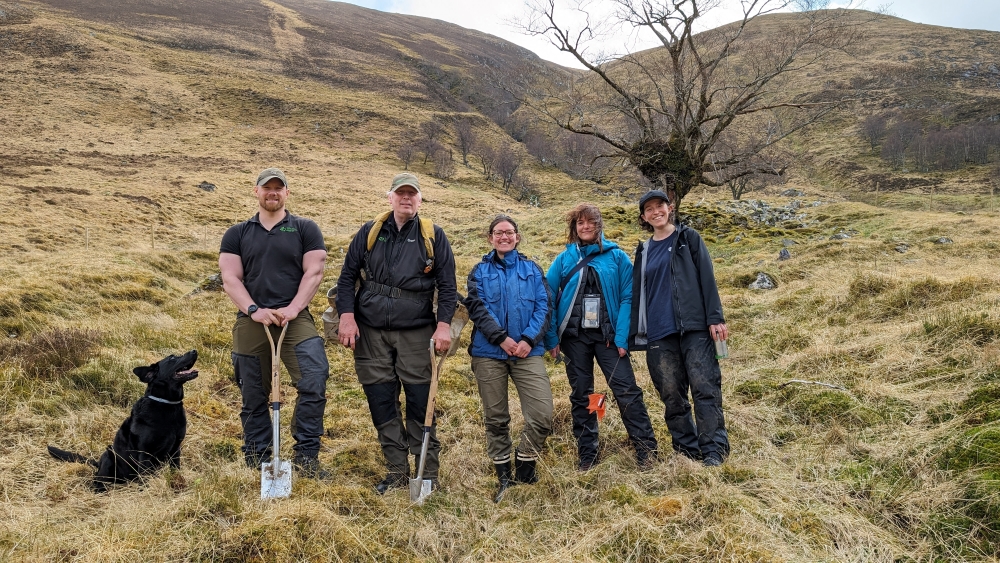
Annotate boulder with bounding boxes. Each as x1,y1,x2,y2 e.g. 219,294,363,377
197,182,217,192
749,272,777,290
778,248,791,261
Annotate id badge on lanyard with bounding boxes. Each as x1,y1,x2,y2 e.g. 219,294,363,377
583,294,601,329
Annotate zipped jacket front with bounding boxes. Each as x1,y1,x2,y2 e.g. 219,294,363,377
628,224,725,350
544,236,634,351
335,214,457,330
464,250,550,360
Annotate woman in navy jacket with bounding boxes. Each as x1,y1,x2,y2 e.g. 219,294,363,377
628,190,730,466
465,215,553,502
544,203,658,471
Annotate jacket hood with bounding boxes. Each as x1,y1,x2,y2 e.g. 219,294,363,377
568,234,619,256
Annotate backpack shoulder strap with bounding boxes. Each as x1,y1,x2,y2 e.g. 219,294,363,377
418,217,435,261
366,210,393,252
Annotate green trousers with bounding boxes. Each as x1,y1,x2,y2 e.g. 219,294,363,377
472,356,553,463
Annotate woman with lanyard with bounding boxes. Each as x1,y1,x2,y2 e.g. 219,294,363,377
544,204,658,471
465,215,553,502
629,190,730,467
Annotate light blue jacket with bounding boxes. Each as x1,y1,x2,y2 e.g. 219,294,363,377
544,235,633,350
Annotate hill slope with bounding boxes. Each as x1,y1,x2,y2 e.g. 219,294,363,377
1,1,999,561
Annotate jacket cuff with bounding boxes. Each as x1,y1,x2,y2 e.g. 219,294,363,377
520,334,537,348
489,332,509,346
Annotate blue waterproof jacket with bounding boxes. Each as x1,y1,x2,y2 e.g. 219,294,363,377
544,236,634,350
464,250,550,360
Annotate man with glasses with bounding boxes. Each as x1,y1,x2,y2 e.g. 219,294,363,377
335,172,458,494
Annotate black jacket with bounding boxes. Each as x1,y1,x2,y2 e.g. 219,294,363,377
628,224,725,350
336,214,457,330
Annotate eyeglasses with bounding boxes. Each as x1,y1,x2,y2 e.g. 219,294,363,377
491,230,517,238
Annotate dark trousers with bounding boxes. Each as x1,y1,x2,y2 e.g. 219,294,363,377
562,332,657,463
354,323,439,478
646,331,730,460
231,312,330,460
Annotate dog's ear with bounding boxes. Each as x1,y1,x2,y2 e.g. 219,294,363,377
133,364,157,383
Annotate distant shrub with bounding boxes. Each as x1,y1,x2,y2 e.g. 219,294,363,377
5,328,101,378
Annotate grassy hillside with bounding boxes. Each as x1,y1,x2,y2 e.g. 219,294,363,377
2,1,999,561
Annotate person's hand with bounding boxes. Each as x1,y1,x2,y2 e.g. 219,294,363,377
548,345,560,359
275,305,301,326
709,323,729,342
617,347,627,358
251,308,282,327
513,340,532,358
432,322,452,354
500,337,518,356
339,313,359,350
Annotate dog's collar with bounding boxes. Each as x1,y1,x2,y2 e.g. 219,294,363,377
146,395,183,405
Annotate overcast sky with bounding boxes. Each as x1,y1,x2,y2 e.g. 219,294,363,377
334,0,1000,68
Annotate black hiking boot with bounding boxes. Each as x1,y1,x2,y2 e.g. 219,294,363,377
493,461,515,503
636,448,659,471
374,473,409,495
293,454,332,480
514,458,538,484
703,453,723,467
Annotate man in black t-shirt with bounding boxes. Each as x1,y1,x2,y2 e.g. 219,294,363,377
219,167,330,478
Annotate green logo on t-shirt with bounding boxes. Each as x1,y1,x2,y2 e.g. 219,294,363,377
279,226,298,233
377,236,387,242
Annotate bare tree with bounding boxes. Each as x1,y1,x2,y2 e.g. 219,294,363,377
454,118,476,166
496,144,525,193
860,114,887,153
433,149,456,179
396,143,417,170
509,0,875,210
475,142,500,180
420,120,446,164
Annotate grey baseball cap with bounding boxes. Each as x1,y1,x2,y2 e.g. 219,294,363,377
390,172,420,193
256,167,287,187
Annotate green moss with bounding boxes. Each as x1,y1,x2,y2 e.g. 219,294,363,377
604,484,641,506
940,428,1000,472
781,388,878,427
733,379,774,401
959,385,1000,425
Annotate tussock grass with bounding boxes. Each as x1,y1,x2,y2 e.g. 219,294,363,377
2,5,1000,560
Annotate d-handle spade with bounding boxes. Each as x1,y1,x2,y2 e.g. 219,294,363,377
261,323,292,500
410,339,445,505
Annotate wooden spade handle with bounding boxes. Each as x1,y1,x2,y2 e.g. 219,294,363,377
423,340,444,428
263,324,289,404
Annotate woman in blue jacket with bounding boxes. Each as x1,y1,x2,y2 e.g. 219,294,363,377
465,215,553,502
544,204,658,471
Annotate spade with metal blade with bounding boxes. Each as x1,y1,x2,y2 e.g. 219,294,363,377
410,339,446,504
261,324,292,500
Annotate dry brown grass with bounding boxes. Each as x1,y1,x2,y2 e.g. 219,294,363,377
2,1,1000,561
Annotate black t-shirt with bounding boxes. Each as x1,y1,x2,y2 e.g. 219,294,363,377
220,211,326,309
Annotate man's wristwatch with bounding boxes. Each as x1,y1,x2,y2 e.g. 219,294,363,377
247,304,259,316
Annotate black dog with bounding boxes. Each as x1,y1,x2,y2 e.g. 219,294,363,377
48,350,199,492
